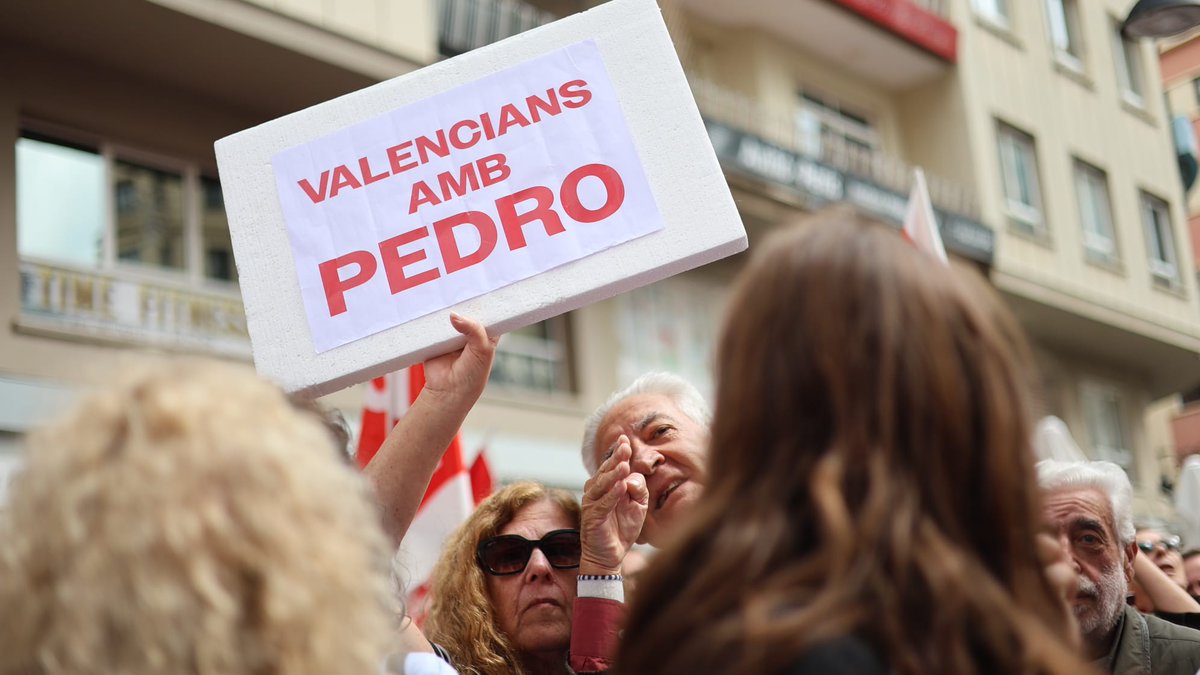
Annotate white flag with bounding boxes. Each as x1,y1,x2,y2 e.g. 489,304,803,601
902,168,949,265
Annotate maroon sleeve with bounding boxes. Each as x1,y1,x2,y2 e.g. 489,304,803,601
569,596,625,674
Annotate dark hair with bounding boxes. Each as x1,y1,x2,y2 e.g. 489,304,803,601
616,211,1087,675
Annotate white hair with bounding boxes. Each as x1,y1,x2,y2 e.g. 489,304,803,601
580,372,711,475
1036,459,1135,545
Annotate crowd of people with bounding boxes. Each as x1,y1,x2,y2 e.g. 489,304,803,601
6,210,1200,674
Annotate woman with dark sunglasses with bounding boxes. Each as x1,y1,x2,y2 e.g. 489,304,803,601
425,482,581,675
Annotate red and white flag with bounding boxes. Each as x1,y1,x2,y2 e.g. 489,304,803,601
356,367,494,620
901,168,949,266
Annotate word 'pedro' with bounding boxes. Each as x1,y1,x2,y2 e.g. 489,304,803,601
298,79,593,205
318,162,625,317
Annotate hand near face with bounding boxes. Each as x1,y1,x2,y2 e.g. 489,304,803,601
580,435,649,575
1036,532,1081,650
421,313,499,408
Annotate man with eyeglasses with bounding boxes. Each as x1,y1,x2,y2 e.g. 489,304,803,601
1137,528,1189,590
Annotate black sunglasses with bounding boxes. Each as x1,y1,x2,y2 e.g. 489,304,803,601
1138,535,1182,554
476,528,582,576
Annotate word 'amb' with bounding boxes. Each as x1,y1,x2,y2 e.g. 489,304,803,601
319,162,626,317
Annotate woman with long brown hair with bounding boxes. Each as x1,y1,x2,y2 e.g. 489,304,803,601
615,211,1090,674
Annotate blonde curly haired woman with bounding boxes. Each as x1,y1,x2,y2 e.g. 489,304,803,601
0,347,485,675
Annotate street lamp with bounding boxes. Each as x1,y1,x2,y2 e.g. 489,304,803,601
1123,0,1200,38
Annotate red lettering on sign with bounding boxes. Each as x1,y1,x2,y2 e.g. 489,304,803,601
437,163,480,202
497,104,532,135
314,162,626,318
319,250,377,316
559,80,592,109
409,181,441,214
497,186,565,250
329,165,363,199
525,88,561,123
415,129,450,164
387,141,418,174
379,227,440,295
434,211,498,274
358,156,389,186
449,119,482,150
561,163,624,223
298,171,331,204
478,154,511,186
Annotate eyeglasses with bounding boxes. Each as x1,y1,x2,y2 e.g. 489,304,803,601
1137,535,1182,554
476,529,581,576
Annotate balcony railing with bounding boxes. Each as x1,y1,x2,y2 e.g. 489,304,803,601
439,0,556,56
18,258,250,358
689,75,979,220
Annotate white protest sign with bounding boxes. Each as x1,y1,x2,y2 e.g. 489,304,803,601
272,40,663,352
216,0,747,396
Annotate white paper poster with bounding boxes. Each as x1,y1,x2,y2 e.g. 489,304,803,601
271,40,664,352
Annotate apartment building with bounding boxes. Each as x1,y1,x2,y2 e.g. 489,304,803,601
4,0,1200,511
1150,30,1200,476
648,0,1200,515
0,0,435,486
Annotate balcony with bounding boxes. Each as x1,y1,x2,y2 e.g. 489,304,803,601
684,0,956,92
439,0,557,56
691,75,993,263
17,258,250,358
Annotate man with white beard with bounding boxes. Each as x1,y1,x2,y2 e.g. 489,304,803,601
1039,460,1200,674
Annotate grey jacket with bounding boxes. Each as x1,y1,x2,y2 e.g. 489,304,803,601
1111,604,1200,675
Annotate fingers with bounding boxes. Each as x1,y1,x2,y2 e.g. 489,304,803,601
584,437,633,500
449,312,494,353
625,471,649,506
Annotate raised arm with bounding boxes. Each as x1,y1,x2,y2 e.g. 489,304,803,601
1133,549,1200,614
365,313,498,548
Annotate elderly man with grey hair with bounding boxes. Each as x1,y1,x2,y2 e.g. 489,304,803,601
1039,459,1200,674
567,372,710,673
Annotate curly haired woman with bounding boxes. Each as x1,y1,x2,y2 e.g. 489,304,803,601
425,482,581,675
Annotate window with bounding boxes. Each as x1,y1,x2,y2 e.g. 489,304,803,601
1046,0,1084,70
1073,160,1118,262
202,177,237,282
17,131,233,283
1193,77,1200,105
490,315,574,394
973,0,1010,28
114,160,187,271
996,122,1045,232
1081,383,1135,478
794,91,877,174
1140,191,1180,286
16,135,106,266
1113,21,1146,107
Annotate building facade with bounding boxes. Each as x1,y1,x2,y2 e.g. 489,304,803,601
661,0,1200,517
4,0,1200,516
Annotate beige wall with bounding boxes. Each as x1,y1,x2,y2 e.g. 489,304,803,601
681,12,907,158
151,0,438,72
958,0,1200,340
